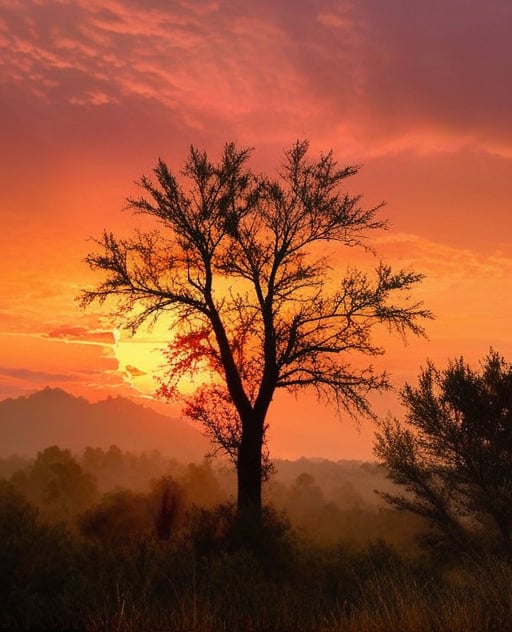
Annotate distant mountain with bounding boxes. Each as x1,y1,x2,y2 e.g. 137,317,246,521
0,387,209,460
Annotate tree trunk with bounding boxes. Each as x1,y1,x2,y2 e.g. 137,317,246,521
236,416,264,521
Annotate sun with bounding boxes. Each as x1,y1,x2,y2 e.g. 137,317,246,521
112,322,212,397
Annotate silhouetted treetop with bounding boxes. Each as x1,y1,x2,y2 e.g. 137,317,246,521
81,140,431,519
375,350,512,560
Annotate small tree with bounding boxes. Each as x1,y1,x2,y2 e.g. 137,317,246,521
81,140,429,521
11,446,98,522
375,350,512,560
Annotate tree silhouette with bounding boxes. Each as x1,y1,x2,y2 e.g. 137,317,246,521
10,445,98,522
80,140,430,521
375,350,512,560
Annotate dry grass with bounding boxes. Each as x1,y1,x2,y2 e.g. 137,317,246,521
77,554,512,632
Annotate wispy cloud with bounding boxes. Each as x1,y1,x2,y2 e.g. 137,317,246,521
125,364,147,377
44,325,115,346
374,233,512,279
1,0,511,156
0,366,76,383
370,234,512,347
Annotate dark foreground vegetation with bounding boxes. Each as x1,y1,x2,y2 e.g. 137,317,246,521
2,446,512,631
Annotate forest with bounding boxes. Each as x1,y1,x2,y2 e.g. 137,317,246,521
2,429,512,632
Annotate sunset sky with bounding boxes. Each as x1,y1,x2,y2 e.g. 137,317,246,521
1,0,511,460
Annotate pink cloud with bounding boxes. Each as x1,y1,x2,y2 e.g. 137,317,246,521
1,0,510,157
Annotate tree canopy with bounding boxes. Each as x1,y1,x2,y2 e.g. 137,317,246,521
375,350,512,560
81,140,430,518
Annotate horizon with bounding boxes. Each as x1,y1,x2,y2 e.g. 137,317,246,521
0,385,382,462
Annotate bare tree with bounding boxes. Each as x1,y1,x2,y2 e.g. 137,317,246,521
80,140,430,520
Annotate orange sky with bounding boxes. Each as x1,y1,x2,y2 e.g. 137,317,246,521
1,0,512,460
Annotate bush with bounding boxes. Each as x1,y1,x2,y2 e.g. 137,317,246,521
375,350,512,561
0,481,83,630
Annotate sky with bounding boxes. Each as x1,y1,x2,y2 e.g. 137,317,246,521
1,0,512,460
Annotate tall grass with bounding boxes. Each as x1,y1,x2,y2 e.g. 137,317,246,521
80,546,512,631
77,548,512,632
3,490,512,631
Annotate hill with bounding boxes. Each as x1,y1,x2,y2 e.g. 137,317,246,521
0,387,209,460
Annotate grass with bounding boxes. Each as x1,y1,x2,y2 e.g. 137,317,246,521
3,490,512,631
79,551,512,632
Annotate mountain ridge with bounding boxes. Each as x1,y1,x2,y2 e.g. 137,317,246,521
0,387,209,460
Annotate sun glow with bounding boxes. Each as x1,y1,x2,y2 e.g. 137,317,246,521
112,323,213,398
